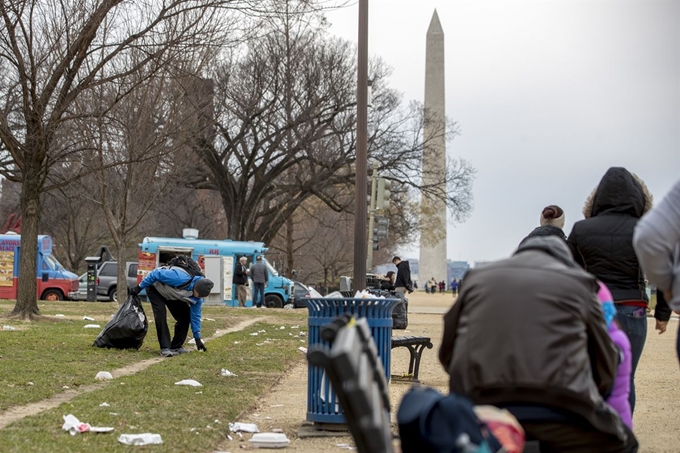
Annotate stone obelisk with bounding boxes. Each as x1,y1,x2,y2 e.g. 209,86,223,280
419,10,447,286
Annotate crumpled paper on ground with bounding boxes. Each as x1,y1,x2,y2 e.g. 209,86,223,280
229,422,259,433
221,369,237,377
62,414,114,435
117,433,163,445
83,324,100,329
95,371,113,380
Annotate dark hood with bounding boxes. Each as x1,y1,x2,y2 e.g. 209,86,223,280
583,167,652,219
515,235,575,268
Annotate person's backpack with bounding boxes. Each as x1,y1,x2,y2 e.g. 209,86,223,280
398,386,503,453
166,255,204,289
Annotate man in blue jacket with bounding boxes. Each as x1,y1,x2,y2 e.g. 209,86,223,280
131,267,214,357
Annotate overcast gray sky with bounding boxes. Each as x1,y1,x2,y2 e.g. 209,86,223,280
325,0,679,263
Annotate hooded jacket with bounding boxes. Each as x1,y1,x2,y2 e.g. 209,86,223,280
394,260,412,289
567,167,652,302
439,236,625,438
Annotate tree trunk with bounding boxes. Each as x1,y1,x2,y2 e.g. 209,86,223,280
286,217,294,278
11,172,42,319
116,237,128,305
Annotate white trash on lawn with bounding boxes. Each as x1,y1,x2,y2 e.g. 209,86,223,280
83,316,95,321
83,324,100,329
249,432,290,449
221,369,237,377
117,433,163,445
298,347,307,354
95,371,113,380
2,326,16,331
62,414,114,435
229,422,259,433
175,379,202,387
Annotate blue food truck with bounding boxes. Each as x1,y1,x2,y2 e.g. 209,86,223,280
137,230,294,307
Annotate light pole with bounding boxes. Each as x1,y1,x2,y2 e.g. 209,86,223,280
353,0,369,292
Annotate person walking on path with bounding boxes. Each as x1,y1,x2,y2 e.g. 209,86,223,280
633,177,680,362
234,256,249,307
131,267,214,357
567,166,653,412
439,236,636,452
250,255,268,308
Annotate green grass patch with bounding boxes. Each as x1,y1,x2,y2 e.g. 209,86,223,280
0,300,308,452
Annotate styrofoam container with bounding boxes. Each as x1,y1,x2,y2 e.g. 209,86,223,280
249,432,290,449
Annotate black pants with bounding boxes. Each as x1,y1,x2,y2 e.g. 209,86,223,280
522,419,638,453
146,286,190,350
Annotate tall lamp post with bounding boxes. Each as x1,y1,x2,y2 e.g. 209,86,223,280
353,0,369,292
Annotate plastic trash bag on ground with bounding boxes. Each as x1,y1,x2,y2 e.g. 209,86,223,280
93,294,148,350
175,379,202,387
249,432,290,448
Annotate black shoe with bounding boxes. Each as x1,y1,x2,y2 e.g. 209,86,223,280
171,347,191,355
160,348,178,357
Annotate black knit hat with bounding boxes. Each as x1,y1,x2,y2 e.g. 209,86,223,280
539,205,565,229
193,278,214,297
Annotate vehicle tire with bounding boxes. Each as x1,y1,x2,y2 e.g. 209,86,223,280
41,289,64,301
264,294,283,308
108,286,117,302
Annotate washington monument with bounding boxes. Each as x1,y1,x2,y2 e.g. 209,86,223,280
419,10,447,286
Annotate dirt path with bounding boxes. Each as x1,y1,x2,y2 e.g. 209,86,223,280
230,293,680,453
0,317,265,430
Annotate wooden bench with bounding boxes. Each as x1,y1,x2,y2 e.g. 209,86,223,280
390,336,433,382
307,315,394,453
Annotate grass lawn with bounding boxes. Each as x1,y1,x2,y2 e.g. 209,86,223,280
0,300,308,452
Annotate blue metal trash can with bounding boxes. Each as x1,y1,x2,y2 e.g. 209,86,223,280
305,297,399,424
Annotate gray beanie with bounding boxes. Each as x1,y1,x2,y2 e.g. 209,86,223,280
193,278,214,297
539,205,565,229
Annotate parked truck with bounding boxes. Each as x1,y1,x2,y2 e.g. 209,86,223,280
137,230,295,307
0,233,78,301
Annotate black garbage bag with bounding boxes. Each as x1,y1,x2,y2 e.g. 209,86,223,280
93,294,148,349
366,288,408,330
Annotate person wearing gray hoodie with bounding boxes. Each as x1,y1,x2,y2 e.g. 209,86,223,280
633,178,680,362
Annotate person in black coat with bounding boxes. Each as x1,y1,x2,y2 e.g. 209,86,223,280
567,166,652,413
392,256,413,295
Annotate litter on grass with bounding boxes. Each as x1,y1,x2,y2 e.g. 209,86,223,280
2,326,16,331
83,316,95,321
298,347,308,354
55,314,65,317
83,324,101,329
229,422,259,433
62,414,114,435
117,433,163,445
188,338,196,344
175,379,202,387
95,371,113,380
221,369,237,377
99,402,110,407
249,432,290,449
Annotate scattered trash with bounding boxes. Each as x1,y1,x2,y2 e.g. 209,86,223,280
221,369,237,377
298,347,308,354
117,433,163,445
234,341,240,344
270,404,284,408
83,316,95,321
2,326,16,331
264,417,272,420
283,304,294,309
63,386,70,390
84,324,101,329
250,333,259,336
109,412,118,416
258,329,266,333
279,326,286,330
229,422,259,433
99,402,110,407
204,318,216,322
271,428,284,433
95,371,113,381
27,382,34,386
188,338,196,344
299,332,306,337
291,325,299,329
249,432,290,449
55,314,65,317
336,444,357,450
256,343,264,346
175,379,202,387
195,391,203,394
226,434,234,440
62,414,114,435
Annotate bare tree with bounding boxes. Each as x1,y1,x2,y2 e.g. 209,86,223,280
0,0,260,319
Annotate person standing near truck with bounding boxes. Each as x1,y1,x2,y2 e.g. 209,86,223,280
234,256,249,307
250,255,268,308
392,256,414,295
131,267,214,357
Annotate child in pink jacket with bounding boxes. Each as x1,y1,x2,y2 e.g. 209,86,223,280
598,282,633,429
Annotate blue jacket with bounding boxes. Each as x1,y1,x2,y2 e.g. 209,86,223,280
139,267,204,339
